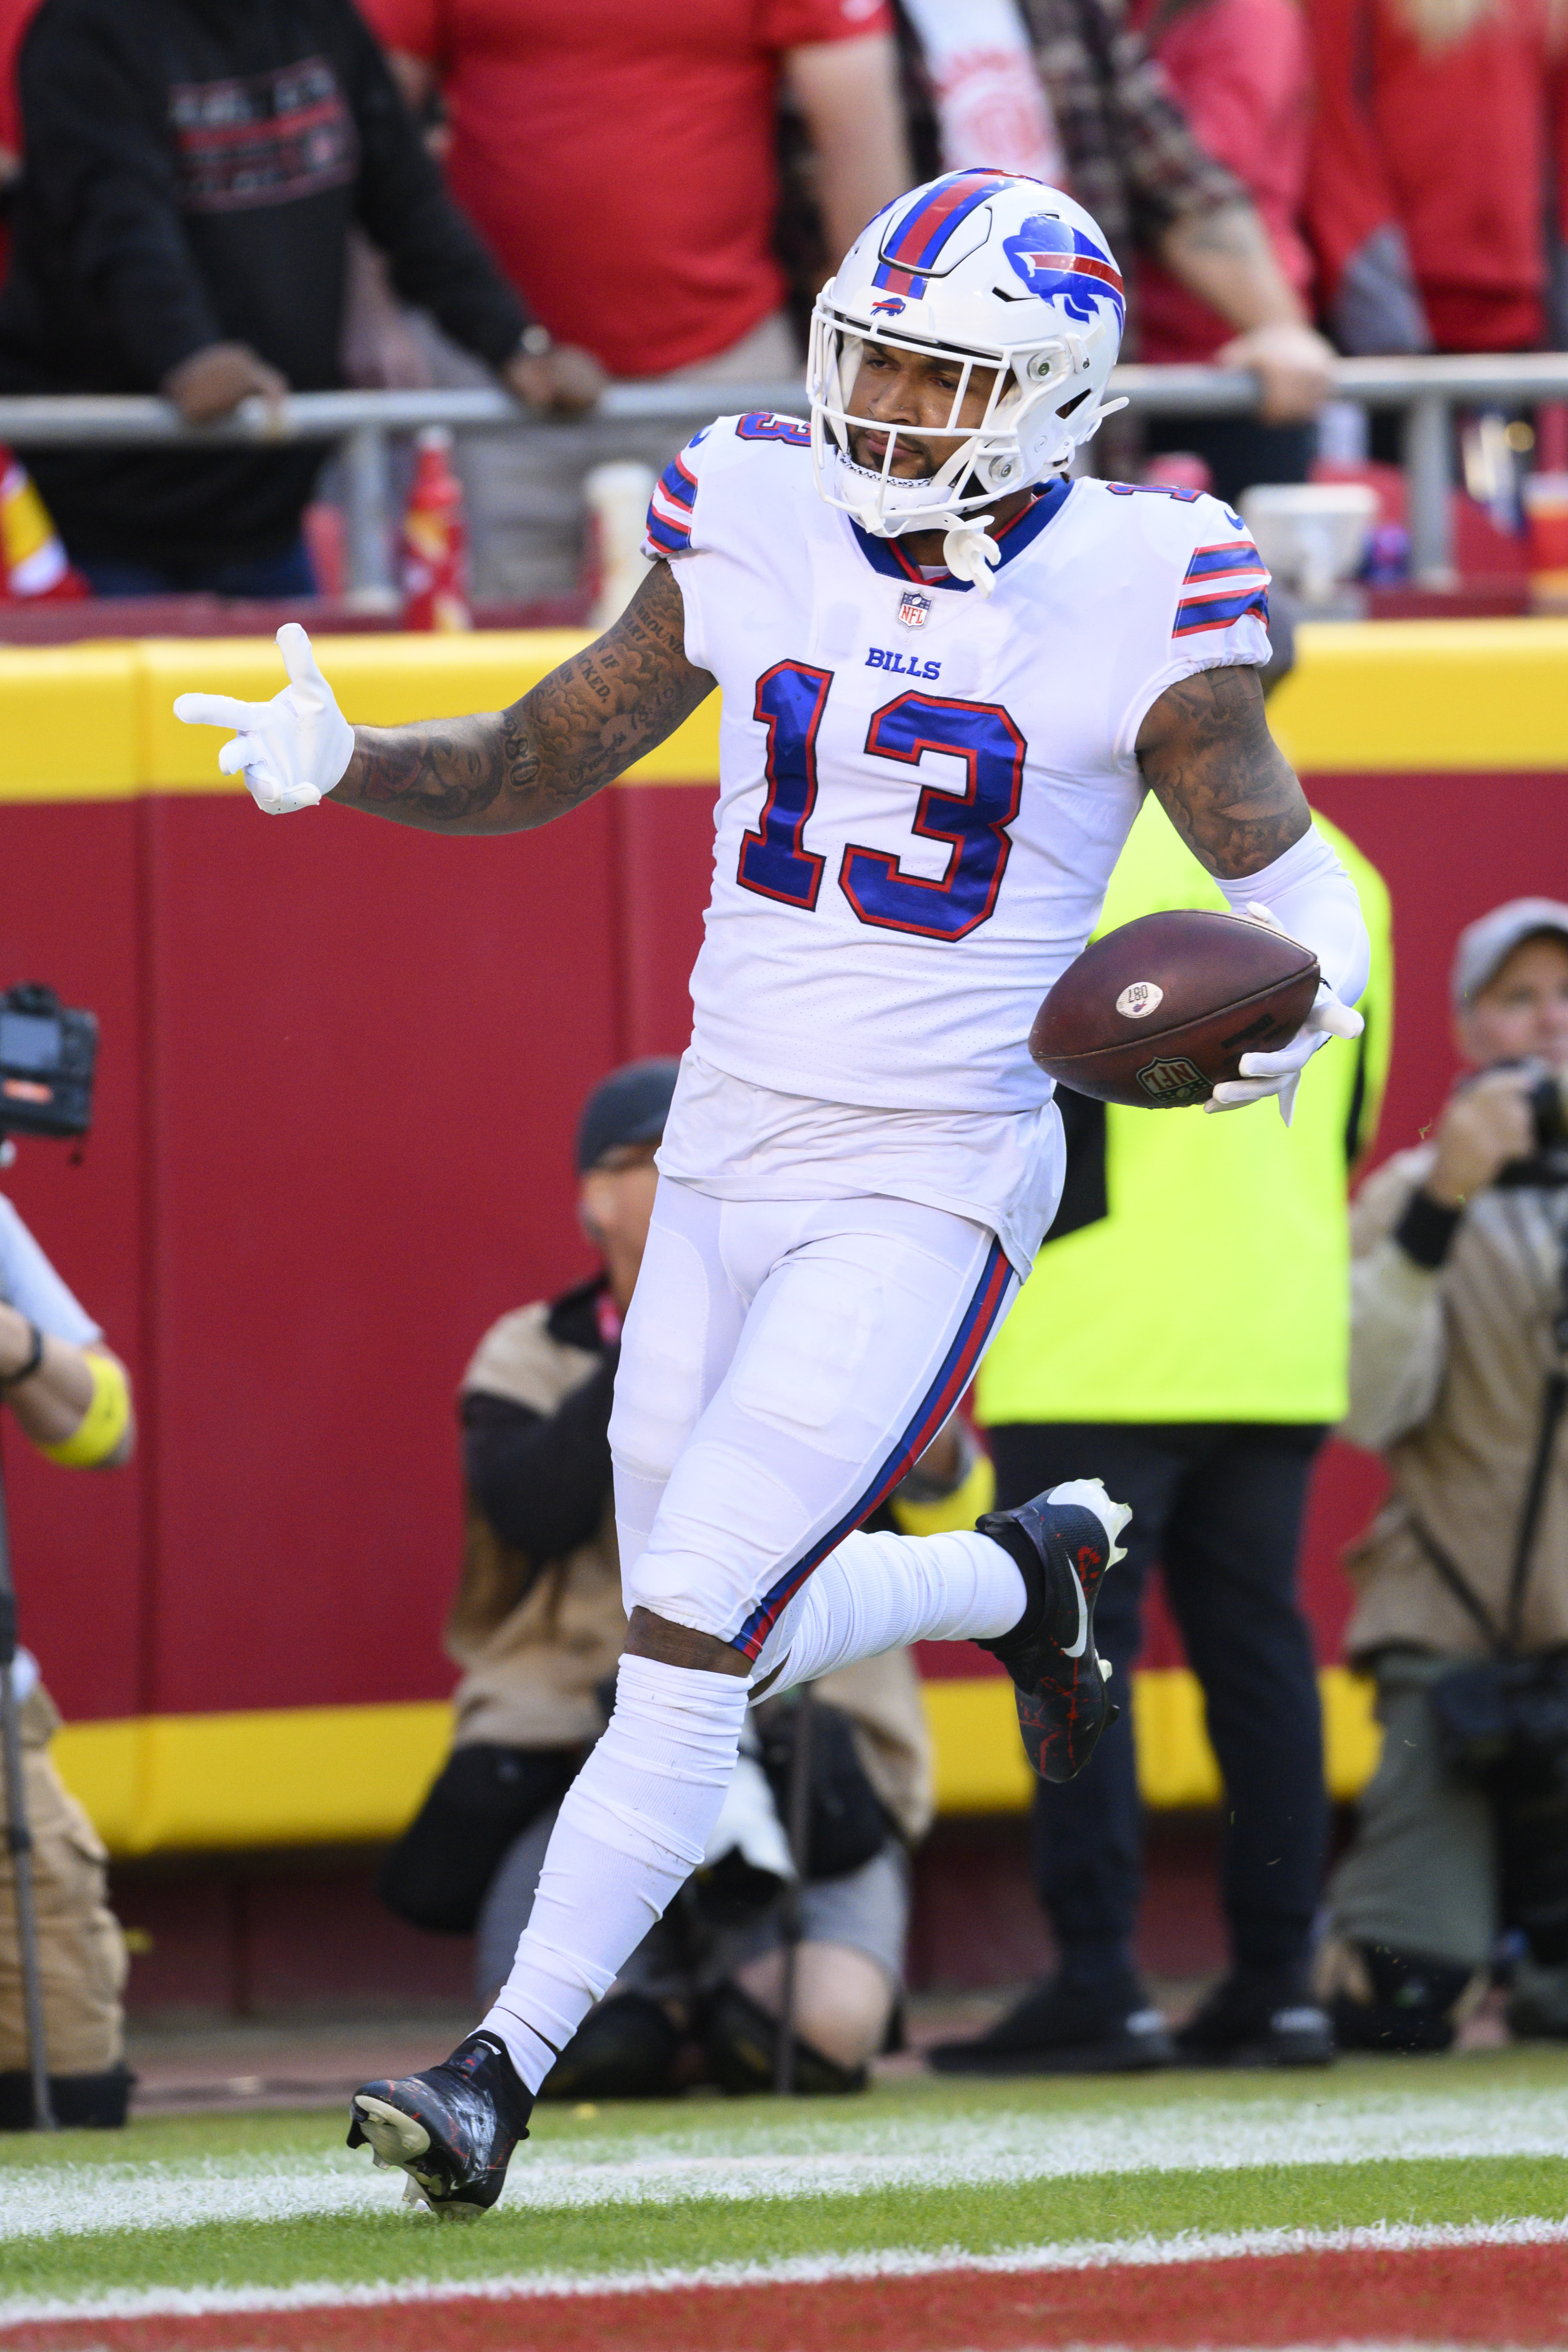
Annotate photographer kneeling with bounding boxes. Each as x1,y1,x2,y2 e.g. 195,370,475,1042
380,1060,966,2095
0,1185,135,2127
1324,899,1568,2050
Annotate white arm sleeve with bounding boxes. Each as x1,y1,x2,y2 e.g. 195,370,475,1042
0,1196,101,1345
1214,824,1371,1007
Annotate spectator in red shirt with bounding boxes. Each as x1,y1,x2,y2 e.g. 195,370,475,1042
0,0,42,260
358,0,913,599
1307,0,1568,356
1132,0,1318,499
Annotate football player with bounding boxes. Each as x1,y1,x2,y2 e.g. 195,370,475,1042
177,169,1368,2213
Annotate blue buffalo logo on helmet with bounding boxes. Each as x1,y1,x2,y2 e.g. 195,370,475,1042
1002,216,1125,329
870,294,908,316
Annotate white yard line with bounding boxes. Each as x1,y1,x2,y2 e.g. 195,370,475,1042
1,2085,1565,2245
0,2217,1565,2328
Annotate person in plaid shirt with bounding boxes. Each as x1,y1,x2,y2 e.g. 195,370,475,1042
890,0,1332,441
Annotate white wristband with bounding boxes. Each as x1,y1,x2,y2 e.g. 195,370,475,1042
1215,825,1370,1007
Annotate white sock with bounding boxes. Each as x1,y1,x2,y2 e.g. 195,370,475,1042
481,1652,749,2092
759,1525,1026,1690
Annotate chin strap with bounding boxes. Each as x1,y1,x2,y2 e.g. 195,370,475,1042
941,517,1002,596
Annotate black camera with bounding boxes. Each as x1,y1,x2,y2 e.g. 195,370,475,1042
1528,1067,1568,1155
0,983,97,1141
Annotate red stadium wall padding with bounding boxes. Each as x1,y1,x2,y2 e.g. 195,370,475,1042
612,781,718,1060
0,800,149,1721
4,792,624,1719
0,765,1563,1727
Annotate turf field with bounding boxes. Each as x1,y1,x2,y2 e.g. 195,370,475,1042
0,2048,1565,2349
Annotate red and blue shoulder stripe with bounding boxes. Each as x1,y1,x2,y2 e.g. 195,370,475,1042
644,451,699,556
1172,539,1270,638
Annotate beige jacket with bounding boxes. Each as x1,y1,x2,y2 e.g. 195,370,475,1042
0,1679,126,2074
447,1302,934,1841
447,1302,625,1753
1340,1145,1568,1661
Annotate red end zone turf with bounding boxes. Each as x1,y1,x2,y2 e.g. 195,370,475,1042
4,2241,1567,2352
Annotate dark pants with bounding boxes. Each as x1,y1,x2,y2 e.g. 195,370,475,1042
1141,416,1315,510
988,1422,1328,1981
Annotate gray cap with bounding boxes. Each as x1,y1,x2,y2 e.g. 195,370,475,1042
1452,899,1568,1008
575,1057,680,1173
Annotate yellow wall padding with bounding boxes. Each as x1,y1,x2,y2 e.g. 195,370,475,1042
0,633,719,804
50,1669,1380,1854
919,1666,1379,1816
1,617,1567,804
1265,618,1568,774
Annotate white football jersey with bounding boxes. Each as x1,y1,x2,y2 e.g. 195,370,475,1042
645,412,1271,1118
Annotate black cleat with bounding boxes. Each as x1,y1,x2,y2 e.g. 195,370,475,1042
1174,1969,1334,2068
347,2030,533,2217
974,1477,1129,1783
928,1971,1174,2076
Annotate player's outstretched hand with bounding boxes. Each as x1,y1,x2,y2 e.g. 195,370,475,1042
1206,905,1364,1125
173,624,354,814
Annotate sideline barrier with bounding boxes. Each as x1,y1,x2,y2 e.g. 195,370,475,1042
5,617,1566,1853
5,617,1568,801
51,1667,1381,1851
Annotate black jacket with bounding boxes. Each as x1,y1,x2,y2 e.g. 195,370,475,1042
0,0,530,567
461,1277,620,1574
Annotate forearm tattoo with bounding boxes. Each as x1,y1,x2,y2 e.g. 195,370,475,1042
1136,662,1310,878
335,560,715,833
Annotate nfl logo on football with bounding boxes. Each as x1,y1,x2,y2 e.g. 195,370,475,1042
897,588,932,629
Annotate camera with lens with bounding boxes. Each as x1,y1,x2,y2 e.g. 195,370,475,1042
1527,1066,1568,1155
1479,1059,1568,1187
0,982,97,1141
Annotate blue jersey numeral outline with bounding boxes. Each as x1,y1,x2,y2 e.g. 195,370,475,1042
736,662,1026,940
736,660,832,909
840,693,1027,940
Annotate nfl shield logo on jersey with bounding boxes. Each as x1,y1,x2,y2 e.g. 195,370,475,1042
897,588,932,629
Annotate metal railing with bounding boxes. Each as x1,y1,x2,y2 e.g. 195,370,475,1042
0,353,1564,598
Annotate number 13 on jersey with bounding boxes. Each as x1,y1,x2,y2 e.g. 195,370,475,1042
737,660,1026,942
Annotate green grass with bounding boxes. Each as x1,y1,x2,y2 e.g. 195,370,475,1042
1,2047,1566,2311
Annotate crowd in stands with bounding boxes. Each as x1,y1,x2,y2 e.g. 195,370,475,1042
0,0,1557,593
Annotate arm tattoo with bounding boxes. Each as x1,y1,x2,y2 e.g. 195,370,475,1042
333,560,715,834
1136,662,1310,878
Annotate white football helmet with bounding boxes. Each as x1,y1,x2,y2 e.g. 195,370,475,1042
808,170,1127,589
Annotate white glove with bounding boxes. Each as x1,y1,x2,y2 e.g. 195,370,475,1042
173,623,354,814
1206,905,1365,1125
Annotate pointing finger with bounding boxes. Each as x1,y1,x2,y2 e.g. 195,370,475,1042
173,692,271,731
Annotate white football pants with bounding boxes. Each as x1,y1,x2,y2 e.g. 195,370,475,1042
482,1179,1027,2091
610,1176,1017,1673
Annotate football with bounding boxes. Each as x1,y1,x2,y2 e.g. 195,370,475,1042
1029,909,1320,1109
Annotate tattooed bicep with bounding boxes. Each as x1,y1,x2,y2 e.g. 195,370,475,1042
497,559,717,826
1135,662,1309,880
